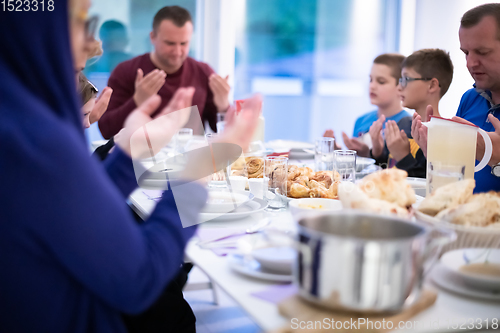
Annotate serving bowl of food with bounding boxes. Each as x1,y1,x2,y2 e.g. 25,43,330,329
289,198,343,217
414,179,500,251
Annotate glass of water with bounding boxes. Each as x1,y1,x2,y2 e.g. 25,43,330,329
428,162,465,194
334,150,356,183
216,113,226,133
315,138,335,171
264,156,288,210
175,128,193,154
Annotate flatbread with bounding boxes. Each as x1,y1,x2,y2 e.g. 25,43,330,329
436,191,500,227
417,179,475,216
339,183,409,218
358,169,416,208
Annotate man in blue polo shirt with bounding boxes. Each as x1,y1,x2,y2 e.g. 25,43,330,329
413,3,500,193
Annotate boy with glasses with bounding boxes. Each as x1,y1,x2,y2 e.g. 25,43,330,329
382,48,453,177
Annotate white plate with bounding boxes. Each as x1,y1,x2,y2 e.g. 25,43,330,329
431,263,500,301
355,156,376,172
251,247,296,274
289,148,314,160
440,248,500,291
203,190,253,213
199,197,267,222
228,253,293,282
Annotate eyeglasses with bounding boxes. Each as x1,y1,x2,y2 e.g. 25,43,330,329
85,15,99,41
87,79,98,94
399,76,433,88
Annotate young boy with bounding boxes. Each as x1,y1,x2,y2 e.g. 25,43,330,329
330,53,411,157
381,48,454,177
78,72,99,129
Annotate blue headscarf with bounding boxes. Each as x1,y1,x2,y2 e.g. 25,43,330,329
0,4,203,331
0,1,82,130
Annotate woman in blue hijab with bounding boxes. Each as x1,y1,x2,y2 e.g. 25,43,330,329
0,1,266,332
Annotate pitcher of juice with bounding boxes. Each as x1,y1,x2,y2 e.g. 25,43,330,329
424,116,492,194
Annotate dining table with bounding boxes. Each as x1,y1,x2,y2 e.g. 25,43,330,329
128,149,500,333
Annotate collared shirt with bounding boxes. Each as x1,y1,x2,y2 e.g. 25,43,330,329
456,86,500,192
352,109,411,138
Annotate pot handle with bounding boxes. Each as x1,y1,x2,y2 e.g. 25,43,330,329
475,128,493,172
403,226,456,308
262,229,313,265
422,226,456,276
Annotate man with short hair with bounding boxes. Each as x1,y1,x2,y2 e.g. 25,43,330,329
412,3,500,192
98,6,230,138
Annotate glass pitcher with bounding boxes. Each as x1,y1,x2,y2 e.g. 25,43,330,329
424,116,492,194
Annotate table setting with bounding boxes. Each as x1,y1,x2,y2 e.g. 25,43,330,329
126,132,500,332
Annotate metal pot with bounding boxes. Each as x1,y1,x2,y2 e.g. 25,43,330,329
295,211,455,313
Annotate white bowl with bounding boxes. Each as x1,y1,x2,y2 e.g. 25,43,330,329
251,246,297,274
289,198,342,218
203,191,252,213
440,248,500,291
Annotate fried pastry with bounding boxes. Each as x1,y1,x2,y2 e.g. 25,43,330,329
309,180,336,199
290,182,311,198
310,171,333,189
297,167,314,179
293,175,309,187
231,156,246,171
246,157,264,178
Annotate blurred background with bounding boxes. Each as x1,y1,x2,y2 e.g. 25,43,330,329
85,0,491,146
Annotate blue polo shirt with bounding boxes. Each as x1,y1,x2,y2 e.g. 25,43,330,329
352,110,411,137
456,87,500,193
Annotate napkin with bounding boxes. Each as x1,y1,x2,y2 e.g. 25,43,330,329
270,289,437,333
251,284,298,303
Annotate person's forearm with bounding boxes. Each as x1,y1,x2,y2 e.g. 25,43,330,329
396,153,426,178
102,145,138,198
371,148,389,167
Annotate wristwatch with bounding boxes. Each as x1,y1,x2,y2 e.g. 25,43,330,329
491,163,500,177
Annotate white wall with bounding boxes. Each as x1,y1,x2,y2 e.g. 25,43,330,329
409,0,491,118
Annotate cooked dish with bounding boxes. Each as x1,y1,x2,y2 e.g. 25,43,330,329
418,179,500,228
339,169,416,218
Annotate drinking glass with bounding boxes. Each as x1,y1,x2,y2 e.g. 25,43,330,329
334,150,356,183
264,156,288,210
428,162,465,194
216,113,226,133
205,133,231,188
175,128,193,154
315,138,335,172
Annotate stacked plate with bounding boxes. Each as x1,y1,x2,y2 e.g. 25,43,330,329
431,248,500,301
199,190,267,222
